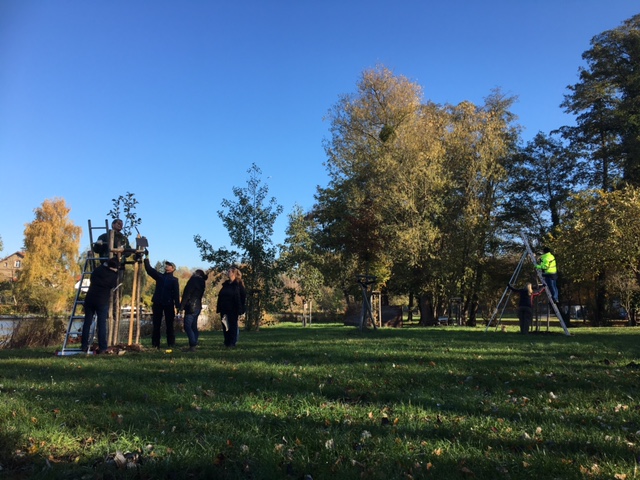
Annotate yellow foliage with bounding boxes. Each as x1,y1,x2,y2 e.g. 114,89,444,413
16,198,81,315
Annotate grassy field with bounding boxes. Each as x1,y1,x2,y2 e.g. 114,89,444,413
0,323,639,479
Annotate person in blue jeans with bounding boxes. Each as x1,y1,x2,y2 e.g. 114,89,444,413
216,266,246,348
180,269,208,352
81,257,119,353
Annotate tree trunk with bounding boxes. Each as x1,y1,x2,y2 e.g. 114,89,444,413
418,293,436,326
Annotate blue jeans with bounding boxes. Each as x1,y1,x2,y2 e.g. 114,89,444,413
543,273,558,301
183,310,200,347
82,302,109,351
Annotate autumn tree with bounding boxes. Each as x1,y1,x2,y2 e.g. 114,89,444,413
553,187,640,324
316,66,437,307
436,90,520,326
195,163,283,330
16,198,81,320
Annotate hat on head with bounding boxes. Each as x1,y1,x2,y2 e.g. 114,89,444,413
107,258,119,269
165,261,176,269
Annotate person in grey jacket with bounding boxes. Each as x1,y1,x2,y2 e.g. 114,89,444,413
180,269,208,352
144,254,180,349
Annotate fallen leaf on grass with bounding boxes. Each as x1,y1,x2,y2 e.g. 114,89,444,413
460,466,475,476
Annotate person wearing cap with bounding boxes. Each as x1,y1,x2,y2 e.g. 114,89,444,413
81,257,120,354
180,269,208,352
94,219,131,259
144,254,181,349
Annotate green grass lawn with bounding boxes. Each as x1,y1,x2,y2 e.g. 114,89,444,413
1,324,639,479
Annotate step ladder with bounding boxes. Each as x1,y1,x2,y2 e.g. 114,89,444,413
57,220,110,356
486,233,570,336
522,233,570,335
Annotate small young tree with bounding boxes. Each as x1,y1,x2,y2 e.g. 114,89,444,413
108,192,142,237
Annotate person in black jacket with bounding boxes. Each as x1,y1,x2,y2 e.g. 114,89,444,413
507,282,543,334
81,257,119,353
144,255,181,349
216,266,246,348
180,269,208,352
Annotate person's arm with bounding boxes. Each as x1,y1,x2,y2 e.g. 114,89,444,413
173,278,181,312
506,284,517,292
239,284,247,315
143,258,161,281
180,278,194,311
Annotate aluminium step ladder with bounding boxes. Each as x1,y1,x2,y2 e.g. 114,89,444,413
57,220,109,356
522,233,570,335
486,233,569,336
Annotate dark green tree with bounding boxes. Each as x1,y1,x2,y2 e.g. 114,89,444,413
195,163,283,330
561,14,640,189
501,131,578,239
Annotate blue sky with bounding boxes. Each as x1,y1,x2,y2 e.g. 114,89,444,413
1,1,638,268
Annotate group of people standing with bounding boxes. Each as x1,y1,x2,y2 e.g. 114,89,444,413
142,257,246,351
82,218,246,353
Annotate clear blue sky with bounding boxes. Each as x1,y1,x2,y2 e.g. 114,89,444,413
1,1,638,268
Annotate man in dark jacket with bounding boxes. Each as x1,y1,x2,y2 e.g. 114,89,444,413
144,254,181,349
180,269,208,352
81,257,119,353
93,219,131,259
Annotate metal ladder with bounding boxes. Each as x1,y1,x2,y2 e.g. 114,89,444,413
486,233,570,336
521,233,570,335
57,220,109,356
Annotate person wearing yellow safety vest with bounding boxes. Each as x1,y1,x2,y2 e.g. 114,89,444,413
535,247,558,302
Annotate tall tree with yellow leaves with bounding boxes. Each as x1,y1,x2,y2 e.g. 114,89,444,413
17,198,81,318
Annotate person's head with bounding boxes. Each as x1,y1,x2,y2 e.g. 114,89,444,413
194,269,207,279
112,219,124,232
542,247,551,254
228,266,241,282
107,257,119,271
526,282,533,295
165,261,176,273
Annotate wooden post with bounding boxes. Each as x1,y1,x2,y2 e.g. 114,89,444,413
135,262,143,344
128,261,138,345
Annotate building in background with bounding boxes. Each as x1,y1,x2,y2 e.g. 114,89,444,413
0,252,25,282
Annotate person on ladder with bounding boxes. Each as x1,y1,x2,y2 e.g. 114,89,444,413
535,247,558,303
507,282,543,334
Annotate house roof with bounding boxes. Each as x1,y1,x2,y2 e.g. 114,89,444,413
0,251,25,262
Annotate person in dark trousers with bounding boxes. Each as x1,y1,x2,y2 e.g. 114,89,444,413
216,266,246,348
144,254,181,349
507,282,543,334
81,257,119,354
180,269,208,352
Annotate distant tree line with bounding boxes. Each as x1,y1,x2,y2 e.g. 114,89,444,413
6,15,640,334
